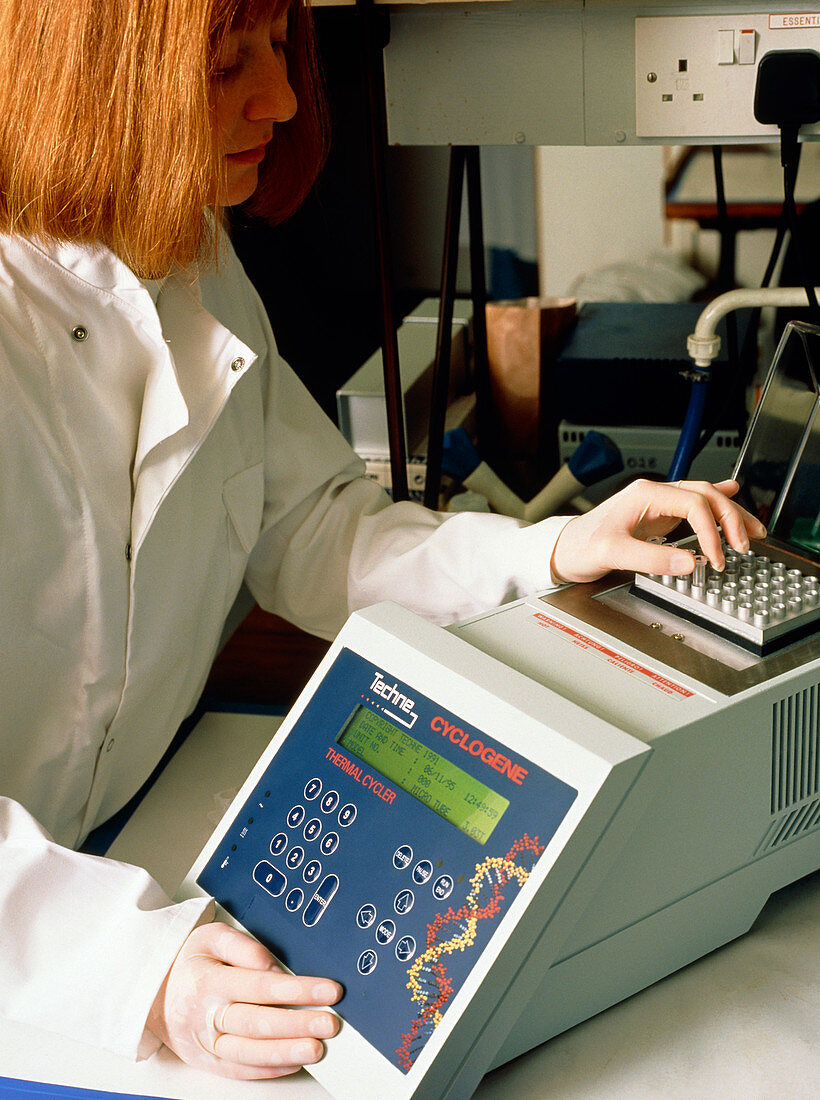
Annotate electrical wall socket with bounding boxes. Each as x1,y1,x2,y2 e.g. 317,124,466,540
636,14,820,140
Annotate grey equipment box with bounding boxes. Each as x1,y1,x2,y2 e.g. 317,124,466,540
336,299,472,457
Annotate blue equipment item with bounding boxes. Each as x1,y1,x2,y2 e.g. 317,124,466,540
442,427,623,520
440,426,482,481
666,368,710,482
566,429,623,485
0,1077,172,1098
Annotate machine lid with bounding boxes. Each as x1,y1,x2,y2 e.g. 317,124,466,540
733,320,820,566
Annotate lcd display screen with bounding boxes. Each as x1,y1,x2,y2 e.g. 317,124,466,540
337,705,509,844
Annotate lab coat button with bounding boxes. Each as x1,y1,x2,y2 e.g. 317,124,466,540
71,325,89,341
105,739,115,753
125,542,132,561
230,356,245,372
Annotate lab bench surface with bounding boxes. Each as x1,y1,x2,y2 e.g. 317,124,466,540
1,710,817,1100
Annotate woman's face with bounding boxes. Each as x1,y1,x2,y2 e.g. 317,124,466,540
210,10,297,207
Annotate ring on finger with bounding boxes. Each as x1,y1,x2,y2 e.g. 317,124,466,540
204,1002,233,1056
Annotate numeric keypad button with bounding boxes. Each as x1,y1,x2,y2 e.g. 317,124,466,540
320,790,340,814
338,803,357,828
285,889,304,913
287,805,305,829
304,778,322,801
253,861,286,898
285,846,305,870
320,831,339,856
303,860,322,885
303,874,339,928
269,832,288,857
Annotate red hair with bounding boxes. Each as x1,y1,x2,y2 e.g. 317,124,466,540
0,0,328,277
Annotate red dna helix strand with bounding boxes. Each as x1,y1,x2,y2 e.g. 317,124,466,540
395,833,544,1071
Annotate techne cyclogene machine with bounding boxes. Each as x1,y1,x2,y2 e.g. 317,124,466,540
180,322,820,1100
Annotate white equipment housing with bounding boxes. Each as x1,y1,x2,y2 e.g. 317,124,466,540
180,320,820,1098
180,588,819,1098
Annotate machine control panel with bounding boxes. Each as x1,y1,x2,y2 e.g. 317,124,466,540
195,646,578,1074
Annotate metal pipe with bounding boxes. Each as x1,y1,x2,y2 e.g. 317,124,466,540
687,286,820,367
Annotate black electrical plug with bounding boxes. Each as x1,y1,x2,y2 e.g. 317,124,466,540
754,50,820,161
754,49,820,321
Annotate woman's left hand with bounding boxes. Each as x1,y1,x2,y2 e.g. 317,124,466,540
550,478,767,585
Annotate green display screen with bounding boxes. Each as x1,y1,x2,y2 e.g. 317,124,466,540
337,705,509,845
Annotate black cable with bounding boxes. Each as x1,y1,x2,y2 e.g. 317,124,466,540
780,127,820,323
686,147,740,464
690,144,799,463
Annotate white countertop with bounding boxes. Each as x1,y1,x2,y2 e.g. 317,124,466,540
2,710,818,1099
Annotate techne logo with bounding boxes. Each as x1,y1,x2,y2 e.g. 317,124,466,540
370,670,418,729
431,715,528,785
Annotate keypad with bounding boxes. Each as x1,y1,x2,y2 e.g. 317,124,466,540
353,846,461,976
253,779,465,970
252,780,356,927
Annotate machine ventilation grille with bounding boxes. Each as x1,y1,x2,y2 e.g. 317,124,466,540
759,684,820,854
770,683,819,813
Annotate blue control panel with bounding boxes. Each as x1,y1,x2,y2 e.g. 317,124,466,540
198,647,577,1073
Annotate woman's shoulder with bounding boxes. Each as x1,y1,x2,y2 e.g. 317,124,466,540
198,229,275,365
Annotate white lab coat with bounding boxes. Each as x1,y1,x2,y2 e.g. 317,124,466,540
0,231,568,1060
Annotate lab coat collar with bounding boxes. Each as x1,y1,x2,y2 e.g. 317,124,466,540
16,235,155,309
131,266,258,552
3,234,257,553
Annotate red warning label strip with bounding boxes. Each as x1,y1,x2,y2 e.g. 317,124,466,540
533,612,695,699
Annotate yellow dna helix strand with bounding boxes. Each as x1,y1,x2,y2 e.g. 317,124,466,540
396,833,544,1070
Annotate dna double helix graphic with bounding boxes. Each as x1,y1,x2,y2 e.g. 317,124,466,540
396,833,544,1070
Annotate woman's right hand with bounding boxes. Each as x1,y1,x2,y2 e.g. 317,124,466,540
146,922,342,1080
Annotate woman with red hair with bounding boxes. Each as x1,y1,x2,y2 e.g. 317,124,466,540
0,0,763,1081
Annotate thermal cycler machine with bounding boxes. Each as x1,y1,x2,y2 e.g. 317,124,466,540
180,321,820,1100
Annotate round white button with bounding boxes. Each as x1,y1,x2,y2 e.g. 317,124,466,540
376,919,396,945
357,950,378,976
304,778,322,801
338,804,357,827
394,889,415,915
412,859,433,884
356,903,377,929
393,845,413,870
